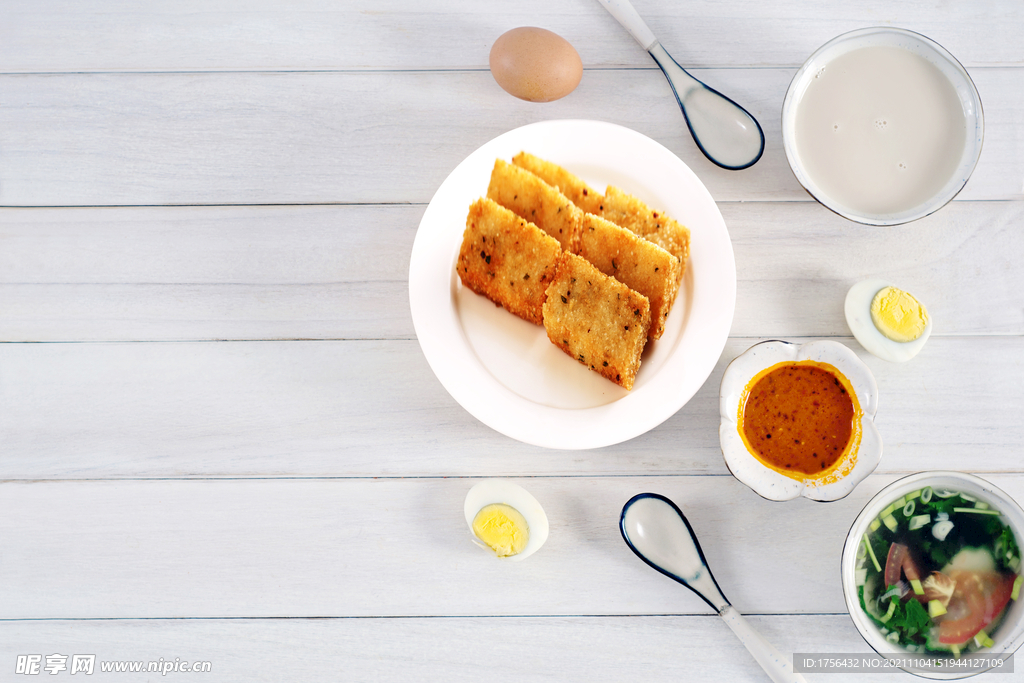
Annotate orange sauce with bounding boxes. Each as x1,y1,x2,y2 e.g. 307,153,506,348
739,360,861,479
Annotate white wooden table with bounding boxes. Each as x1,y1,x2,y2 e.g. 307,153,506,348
2,1,1022,681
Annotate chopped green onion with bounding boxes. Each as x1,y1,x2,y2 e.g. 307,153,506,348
893,496,907,510
1013,575,1023,601
934,489,957,498
880,599,898,623
869,518,881,532
975,501,990,510
864,535,882,573
951,643,961,657
1011,557,1021,573
908,514,931,530
855,567,867,586
906,489,921,501
882,514,898,532
881,503,897,518
973,630,994,649
880,586,902,602
903,500,916,517
885,630,900,644
960,493,977,502
952,507,1002,516
910,578,924,595
928,599,947,618
920,487,933,503
933,520,954,541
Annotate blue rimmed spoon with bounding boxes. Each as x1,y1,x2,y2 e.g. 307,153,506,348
620,493,806,683
597,0,764,170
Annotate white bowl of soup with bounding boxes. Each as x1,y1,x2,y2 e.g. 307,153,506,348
843,472,1024,678
782,27,983,226
719,339,882,502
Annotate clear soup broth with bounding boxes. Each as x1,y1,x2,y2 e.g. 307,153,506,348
857,485,1023,654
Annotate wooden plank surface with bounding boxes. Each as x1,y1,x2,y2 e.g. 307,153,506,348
5,474,1021,619
2,0,1023,680
2,200,1022,341
3,0,1021,72
1,337,1021,479
0,615,908,683
0,69,1021,207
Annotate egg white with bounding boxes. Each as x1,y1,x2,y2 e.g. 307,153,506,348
845,278,931,363
464,480,549,561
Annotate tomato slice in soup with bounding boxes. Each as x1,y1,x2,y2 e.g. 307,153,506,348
884,543,922,587
937,570,1015,645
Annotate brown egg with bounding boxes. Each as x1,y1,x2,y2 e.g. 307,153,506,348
489,27,583,103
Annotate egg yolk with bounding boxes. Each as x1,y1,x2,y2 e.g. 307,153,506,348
472,504,529,557
870,286,928,343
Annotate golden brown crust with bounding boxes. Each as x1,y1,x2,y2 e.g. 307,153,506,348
575,213,680,340
541,252,651,390
601,185,691,275
510,151,605,215
456,197,562,325
486,159,582,252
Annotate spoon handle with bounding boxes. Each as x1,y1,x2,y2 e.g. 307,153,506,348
648,42,702,99
720,606,807,683
595,0,657,50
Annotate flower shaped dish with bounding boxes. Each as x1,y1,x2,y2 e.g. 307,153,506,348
719,340,882,502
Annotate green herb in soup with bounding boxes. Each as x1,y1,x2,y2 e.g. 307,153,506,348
856,486,1023,655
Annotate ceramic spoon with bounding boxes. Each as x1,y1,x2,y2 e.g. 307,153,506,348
620,493,806,683
597,0,765,170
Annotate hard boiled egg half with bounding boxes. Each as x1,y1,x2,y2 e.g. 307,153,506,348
464,480,549,561
845,279,931,363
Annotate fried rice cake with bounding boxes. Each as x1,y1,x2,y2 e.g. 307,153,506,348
486,159,582,252
601,185,691,273
511,151,605,215
505,153,689,276
576,212,680,340
542,252,651,390
456,197,562,325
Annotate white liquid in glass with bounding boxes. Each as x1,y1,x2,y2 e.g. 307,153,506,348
794,46,966,216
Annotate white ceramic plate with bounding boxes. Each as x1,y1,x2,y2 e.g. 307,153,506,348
409,120,736,450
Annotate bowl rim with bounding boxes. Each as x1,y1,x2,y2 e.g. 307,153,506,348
781,26,985,227
841,471,1024,679
718,339,882,502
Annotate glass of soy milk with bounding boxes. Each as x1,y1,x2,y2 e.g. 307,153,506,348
782,28,983,226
